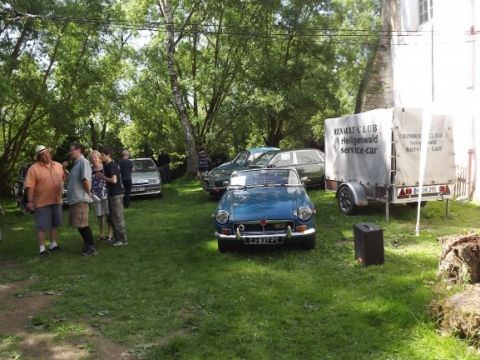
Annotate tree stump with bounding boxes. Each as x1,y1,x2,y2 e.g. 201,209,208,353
431,285,480,340
438,233,480,284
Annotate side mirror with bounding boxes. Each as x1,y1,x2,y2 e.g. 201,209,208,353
301,176,309,184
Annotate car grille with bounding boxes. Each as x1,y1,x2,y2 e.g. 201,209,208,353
234,221,294,233
204,179,225,188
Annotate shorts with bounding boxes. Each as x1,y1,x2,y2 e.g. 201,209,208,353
34,204,63,231
93,198,109,217
69,202,89,228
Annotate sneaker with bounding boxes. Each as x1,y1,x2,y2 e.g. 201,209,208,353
39,250,50,257
112,241,128,247
106,239,118,246
81,247,97,256
49,245,61,252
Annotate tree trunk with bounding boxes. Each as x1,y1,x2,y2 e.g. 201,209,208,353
160,0,198,176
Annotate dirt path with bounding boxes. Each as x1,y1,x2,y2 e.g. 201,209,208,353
0,277,134,359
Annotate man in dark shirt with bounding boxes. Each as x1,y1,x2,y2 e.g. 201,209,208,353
157,150,171,183
197,148,209,178
98,146,128,246
119,150,133,208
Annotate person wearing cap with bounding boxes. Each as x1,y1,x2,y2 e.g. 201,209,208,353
24,145,67,256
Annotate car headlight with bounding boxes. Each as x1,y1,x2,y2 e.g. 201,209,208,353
297,207,313,221
215,210,230,224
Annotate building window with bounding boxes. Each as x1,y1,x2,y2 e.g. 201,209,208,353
419,0,434,25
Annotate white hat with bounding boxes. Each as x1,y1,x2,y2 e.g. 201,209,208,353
34,145,49,159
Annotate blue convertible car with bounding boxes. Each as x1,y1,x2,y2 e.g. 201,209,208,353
214,168,316,252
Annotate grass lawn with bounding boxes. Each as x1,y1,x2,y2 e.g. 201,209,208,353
1,180,480,359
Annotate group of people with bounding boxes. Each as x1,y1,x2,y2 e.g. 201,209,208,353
24,143,131,256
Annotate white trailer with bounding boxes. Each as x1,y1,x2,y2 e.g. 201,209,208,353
324,108,455,218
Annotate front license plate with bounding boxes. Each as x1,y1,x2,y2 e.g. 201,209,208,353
244,237,281,245
132,187,145,192
413,186,437,195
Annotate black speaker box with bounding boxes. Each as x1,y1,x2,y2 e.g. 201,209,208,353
354,223,384,266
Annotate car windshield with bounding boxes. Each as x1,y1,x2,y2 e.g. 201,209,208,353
251,151,277,167
229,169,301,188
132,159,157,172
249,152,267,161
232,151,249,165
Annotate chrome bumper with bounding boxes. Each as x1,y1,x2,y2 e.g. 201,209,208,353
215,227,315,240
203,183,227,192
130,188,162,197
202,178,228,192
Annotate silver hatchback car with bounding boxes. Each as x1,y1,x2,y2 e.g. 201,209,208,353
131,158,162,197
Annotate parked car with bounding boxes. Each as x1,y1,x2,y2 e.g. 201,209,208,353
249,149,325,188
131,158,162,197
214,168,316,252
202,147,279,197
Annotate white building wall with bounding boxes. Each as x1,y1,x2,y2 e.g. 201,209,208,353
392,0,480,200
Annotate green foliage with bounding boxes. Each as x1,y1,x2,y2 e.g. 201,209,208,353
123,0,380,154
0,0,380,190
0,0,128,190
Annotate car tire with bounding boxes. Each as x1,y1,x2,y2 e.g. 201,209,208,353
218,239,232,253
319,176,325,190
210,192,223,201
302,234,316,250
338,186,357,215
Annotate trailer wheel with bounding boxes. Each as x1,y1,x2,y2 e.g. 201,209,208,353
338,186,357,215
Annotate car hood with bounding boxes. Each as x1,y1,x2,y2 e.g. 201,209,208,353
132,171,160,185
224,186,303,222
209,161,237,178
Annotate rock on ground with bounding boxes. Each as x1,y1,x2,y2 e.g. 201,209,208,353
431,285,480,340
438,233,480,284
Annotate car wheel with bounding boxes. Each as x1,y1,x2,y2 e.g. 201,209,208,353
210,192,222,201
218,239,232,253
338,186,357,215
302,234,316,250
319,176,325,190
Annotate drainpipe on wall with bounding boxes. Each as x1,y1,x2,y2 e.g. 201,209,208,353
468,148,475,200
468,0,480,200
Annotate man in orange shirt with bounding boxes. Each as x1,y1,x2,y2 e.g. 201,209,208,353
25,145,66,256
